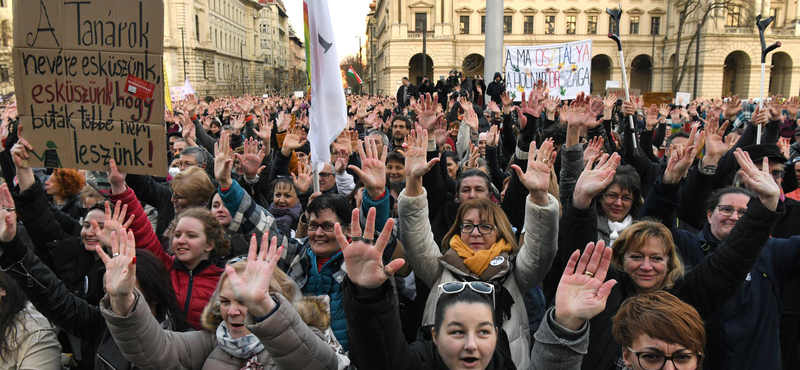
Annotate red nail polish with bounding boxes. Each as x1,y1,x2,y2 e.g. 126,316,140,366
131,257,136,264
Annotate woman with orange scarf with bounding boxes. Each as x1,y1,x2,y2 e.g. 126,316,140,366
398,126,560,370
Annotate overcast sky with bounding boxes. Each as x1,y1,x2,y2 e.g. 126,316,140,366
285,0,373,62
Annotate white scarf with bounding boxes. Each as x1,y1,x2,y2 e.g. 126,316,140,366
216,321,265,360
608,215,633,246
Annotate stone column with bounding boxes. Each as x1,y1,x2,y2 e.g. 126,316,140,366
484,0,503,101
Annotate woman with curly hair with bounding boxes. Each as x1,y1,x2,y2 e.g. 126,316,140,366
45,168,86,219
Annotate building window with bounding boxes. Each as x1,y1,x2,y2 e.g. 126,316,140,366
203,61,207,79
195,15,200,40
0,66,8,82
609,16,618,35
503,15,512,34
481,15,486,34
629,16,639,34
524,16,534,34
651,16,660,35
545,15,555,35
460,15,470,34
587,15,598,34
726,5,742,27
566,15,576,34
415,12,427,31
770,8,778,28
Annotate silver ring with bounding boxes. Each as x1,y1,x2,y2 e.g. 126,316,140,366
112,253,120,257
266,259,271,263
2,207,14,211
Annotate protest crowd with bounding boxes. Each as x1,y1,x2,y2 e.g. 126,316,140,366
4,32,800,370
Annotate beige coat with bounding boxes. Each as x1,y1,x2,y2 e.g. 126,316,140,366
398,189,559,370
0,303,61,370
100,290,338,370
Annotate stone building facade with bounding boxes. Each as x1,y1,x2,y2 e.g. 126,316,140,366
364,0,800,99
0,0,12,97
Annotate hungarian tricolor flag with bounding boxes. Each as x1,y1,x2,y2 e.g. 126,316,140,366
347,66,362,84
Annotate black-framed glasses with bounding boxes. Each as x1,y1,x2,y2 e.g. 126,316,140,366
438,282,495,307
716,205,746,217
170,190,186,201
318,172,334,179
459,223,495,235
771,170,786,179
626,347,703,370
308,222,336,232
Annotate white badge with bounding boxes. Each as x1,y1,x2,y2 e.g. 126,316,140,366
490,256,505,267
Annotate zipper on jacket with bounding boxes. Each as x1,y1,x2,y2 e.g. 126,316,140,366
182,270,194,316
96,352,119,370
7,262,46,290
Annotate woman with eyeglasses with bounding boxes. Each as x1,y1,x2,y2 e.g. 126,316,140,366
338,206,618,370
613,291,706,370
99,233,338,370
559,147,784,370
399,127,560,369
0,183,192,369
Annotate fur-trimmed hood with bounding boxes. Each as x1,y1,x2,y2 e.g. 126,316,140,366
201,291,331,333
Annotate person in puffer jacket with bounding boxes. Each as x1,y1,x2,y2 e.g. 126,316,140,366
100,232,338,370
108,159,230,330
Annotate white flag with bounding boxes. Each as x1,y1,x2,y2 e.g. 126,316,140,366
305,0,347,164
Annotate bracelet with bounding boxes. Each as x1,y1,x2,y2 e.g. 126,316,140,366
699,164,717,176
244,174,260,184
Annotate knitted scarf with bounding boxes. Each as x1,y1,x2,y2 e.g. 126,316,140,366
216,321,265,368
449,235,512,275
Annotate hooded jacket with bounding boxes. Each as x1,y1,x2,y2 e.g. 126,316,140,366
486,72,505,105
110,186,224,330
101,289,338,370
398,189,559,370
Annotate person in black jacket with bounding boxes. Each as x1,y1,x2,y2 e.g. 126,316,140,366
397,77,418,109
556,146,783,370
419,76,436,96
0,183,189,370
486,73,505,106
338,203,617,370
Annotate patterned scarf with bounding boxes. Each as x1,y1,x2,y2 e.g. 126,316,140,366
216,321,265,366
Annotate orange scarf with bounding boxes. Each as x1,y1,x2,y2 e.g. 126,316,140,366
448,235,512,275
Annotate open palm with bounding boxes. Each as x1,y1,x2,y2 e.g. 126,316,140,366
336,208,404,290
511,140,557,198
554,241,617,329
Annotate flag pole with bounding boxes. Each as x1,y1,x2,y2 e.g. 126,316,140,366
755,14,780,145
312,162,320,193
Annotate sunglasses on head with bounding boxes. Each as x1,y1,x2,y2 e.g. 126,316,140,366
437,281,495,307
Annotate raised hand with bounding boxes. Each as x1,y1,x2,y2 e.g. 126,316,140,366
225,233,284,317
214,131,234,188
778,137,791,159
404,124,438,179
336,207,403,290
703,119,730,163
89,200,134,249
434,118,448,149
235,137,267,179
582,137,605,168
0,184,16,242
783,96,800,119
573,152,621,208
276,111,291,132
107,159,129,195
554,241,617,330
350,138,387,199
500,91,513,108
723,95,742,120
462,108,479,133
621,100,636,117
466,142,480,169
231,114,246,133
281,125,307,156
544,95,560,119
253,115,273,144
663,141,699,185
486,124,500,147
645,104,659,131
734,148,780,211
521,91,543,117
458,96,474,115
513,106,528,129
291,162,312,193
510,140,557,205
356,100,369,121
658,103,670,118
96,228,137,315
412,93,443,131
767,95,783,121
487,101,502,115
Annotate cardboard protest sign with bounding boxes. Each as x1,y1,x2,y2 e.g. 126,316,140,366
13,0,166,175
643,92,673,108
504,40,592,101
